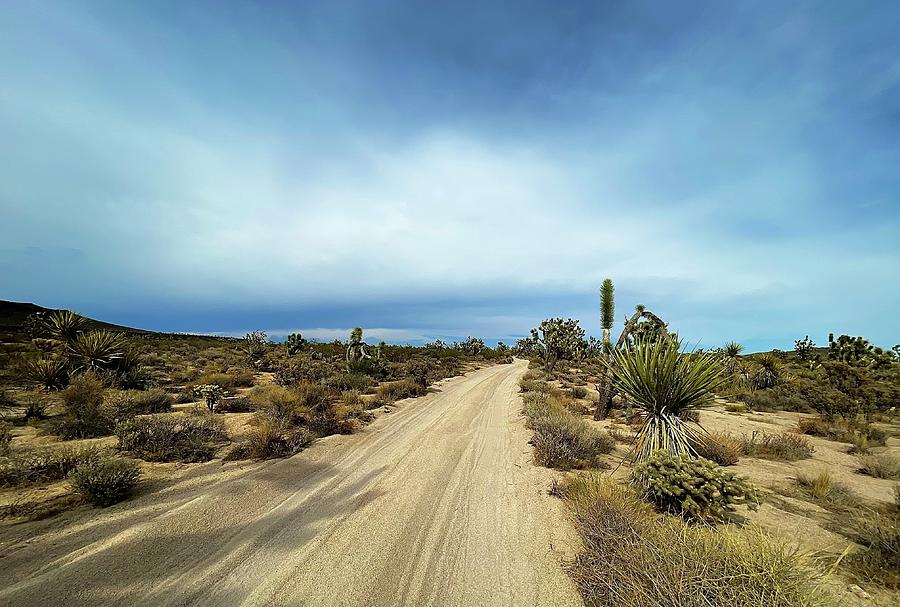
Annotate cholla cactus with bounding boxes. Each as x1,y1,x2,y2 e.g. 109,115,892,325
531,318,585,371
194,384,224,412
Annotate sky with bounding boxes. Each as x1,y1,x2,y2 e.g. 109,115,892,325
1,1,899,351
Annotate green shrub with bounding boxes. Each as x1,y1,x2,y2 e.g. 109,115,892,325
0,444,103,487
0,421,11,456
739,431,814,461
565,475,829,606
695,432,742,466
571,386,589,399
248,385,306,425
273,357,331,385
857,454,900,480
377,379,427,402
215,396,254,413
69,457,141,506
325,373,375,393
116,415,228,462
55,373,114,439
632,451,759,522
725,403,747,413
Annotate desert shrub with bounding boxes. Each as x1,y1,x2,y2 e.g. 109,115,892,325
273,357,331,385
695,432,742,466
739,431,814,461
199,369,255,389
795,416,886,447
215,396,254,413
0,421,11,456
523,392,614,469
325,373,374,393
116,415,227,462
347,356,389,379
240,418,315,459
565,475,829,606
571,386,589,399
530,414,614,469
110,388,174,418
248,385,306,425
400,358,435,388
633,451,759,522
847,509,900,586
377,379,426,402
55,372,114,439
735,387,811,413
725,403,747,413
68,457,141,506
857,454,900,480
0,444,103,487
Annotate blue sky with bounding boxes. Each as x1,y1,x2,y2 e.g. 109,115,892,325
1,1,899,350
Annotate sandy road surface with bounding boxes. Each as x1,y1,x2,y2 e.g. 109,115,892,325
0,360,583,607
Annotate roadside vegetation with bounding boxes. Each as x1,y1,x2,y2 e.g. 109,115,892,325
0,308,508,518
516,278,900,605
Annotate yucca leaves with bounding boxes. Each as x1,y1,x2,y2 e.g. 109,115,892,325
21,357,69,390
66,330,126,371
606,338,726,461
45,310,88,343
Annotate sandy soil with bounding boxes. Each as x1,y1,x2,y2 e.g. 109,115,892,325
0,360,583,607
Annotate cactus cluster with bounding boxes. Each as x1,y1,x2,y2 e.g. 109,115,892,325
286,332,306,356
194,384,225,412
242,330,269,369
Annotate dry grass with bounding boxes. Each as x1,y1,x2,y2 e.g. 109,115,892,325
739,431,814,461
564,474,830,607
522,391,613,469
695,432,742,466
857,454,900,480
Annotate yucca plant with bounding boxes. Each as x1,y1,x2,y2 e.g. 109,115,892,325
20,357,70,390
751,352,780,389
44,310,88,343
722,341,743,374
606,338,726,461
66,330,126,371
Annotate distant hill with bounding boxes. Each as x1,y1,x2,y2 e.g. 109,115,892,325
0,300,152,335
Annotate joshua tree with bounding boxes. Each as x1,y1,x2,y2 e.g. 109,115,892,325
242,330,269,369
346,327,370,364
794,336,815,361
606,338,726,461
458,337,486,356
286,332,306,356
828,334,894,368
531,318,585,372
595,280,670,419
496,341,509,353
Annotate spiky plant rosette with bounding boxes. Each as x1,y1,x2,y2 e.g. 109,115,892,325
606,338,726,461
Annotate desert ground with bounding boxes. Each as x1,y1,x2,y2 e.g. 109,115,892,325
0,361,583,607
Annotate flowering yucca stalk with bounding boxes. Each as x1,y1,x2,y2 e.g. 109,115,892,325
606,337,726,461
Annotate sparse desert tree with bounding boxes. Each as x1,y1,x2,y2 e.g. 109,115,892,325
286,332,306,356
605,338,726,461
531,318,585,372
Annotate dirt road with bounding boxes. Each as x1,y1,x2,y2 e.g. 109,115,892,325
0,360,583,607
